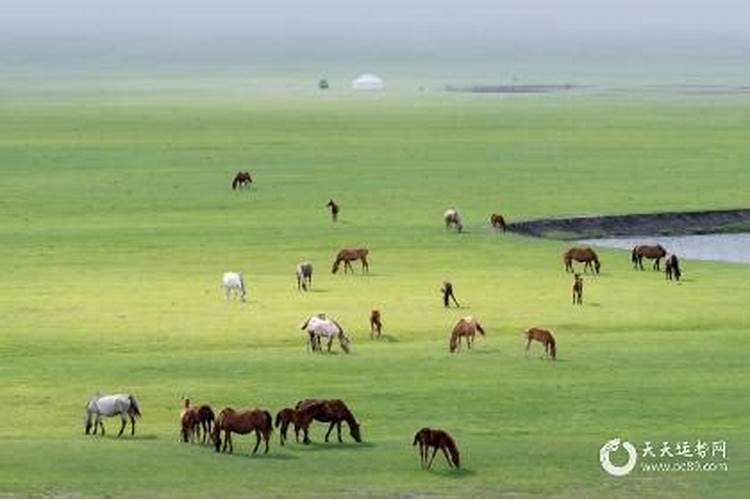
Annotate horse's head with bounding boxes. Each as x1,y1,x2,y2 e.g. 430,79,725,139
350,421,362,442
449,334,459,353
331,260,340,274
84,414,93,434
594,260,601,274
212,425,222,452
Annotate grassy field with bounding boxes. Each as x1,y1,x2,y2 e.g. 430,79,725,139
1,90,749,497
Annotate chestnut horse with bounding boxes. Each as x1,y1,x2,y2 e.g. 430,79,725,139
274,408,296,446
572,273,583,305
412,427,460,469
212,407,273,455
632,244,667,270
180,399,199,444
449,316,486,353
369,309,383,339
665,254,682,281
332,248,369,274
293,399,362,445
524,327,556,360
564,247,601,274
231,171,252,190
490,213,506,232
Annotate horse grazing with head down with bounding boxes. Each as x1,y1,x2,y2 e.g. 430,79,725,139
665,254,682,281
231,171,252,190
449,316,486,352
212,407,273,455
413,427,460,469
222,272,247,302
564,247,601,274
524,327,556,360
444,208,463,233
332,248,369,274
293,399,362,445
85,393,142,437
300,314,352,353
490,213,506,232
632,244,667,270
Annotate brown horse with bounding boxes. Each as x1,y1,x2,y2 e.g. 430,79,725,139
449,316,486,353
326,199,340,222
212,407,273,455
564,247,601,274
370,309,383,339
412,427,460,469
665,254,682,281
293,399,362,445
524,327,556,360
274,408,295,446
572,273,583,305
180,399,199,444
332,248,369,274
196,405,215,444
231,171,252,190
490,213,506,232
632,244,667,270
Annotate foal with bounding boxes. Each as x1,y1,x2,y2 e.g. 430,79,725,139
412,427,460,469
326,199,340,222
572,273,584,305
369,309,383,339
490,213,506,232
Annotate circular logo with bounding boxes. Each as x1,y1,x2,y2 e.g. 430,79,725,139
600,438,638,476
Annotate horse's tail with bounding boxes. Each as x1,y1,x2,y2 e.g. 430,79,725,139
128,395,142,419
475,321,486,336
631,246,638,263
275,411,283,428
263,410,273,433
548,334,557,360
445,435,461,468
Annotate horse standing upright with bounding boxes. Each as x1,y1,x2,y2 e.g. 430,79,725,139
296,262,313,291
369,309,383,339
331,248,369,274
665,254,682,281
222,272,247,302
412,427,460,469
299,314,352,353
490,213,506,232
572,273,584,305
632,244,667,270
449,316,486,352
564,247,601,274
524,327,557,360
85,393,142,437
444,208,463,233
326,200,340,222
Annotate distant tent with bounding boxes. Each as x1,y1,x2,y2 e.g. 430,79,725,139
352,74,384,91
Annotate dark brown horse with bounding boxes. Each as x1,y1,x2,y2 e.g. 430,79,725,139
665,254,682,281
572,273,583,305
332,248,369,274
490,213,507,232
196,405,215,444
449,316,485,353
231,171,252,190
326,199,340,222
632,244,667,270
212,407,273,455
370,309,383,339
293,399,362,445
524,327,556,360
412,427,460,469
564,247,601,274
274,408,295,446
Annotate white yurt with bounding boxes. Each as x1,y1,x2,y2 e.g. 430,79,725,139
352,74,384,91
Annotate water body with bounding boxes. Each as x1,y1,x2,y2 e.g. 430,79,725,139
579,233,750,264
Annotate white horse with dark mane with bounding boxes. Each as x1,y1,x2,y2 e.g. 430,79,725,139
222,272,246,302
296,262,313,291
299,313,351,353
444,208,463,233
85,393,142,436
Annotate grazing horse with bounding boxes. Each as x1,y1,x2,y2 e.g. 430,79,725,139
231,171,252,190
449,316,486,353
332,248,369,274
85,393,142,437
564,247,601,275
665,254,682,281
275,408,295,446
632,244,667,270
413,427,460,469
212,407,273,455
222,272,247,302
293,399,362,445
369,309,383,339
180,398,199,443
444,208,463,233
195,405,215,444
299,314,352,353
490,213,506,232
524,327,556,360
326,199,340,222
296,261,313,291
572,273,584,305
441,281,460,308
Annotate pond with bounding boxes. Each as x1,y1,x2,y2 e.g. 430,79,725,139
579,233,750,264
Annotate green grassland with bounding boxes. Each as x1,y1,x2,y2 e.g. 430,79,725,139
1,90,749,497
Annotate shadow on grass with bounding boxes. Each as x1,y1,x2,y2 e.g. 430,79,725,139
97,433,159,441
586,302,603,307
428,467,477,478
371,334,399,343
218,450,300,461
289,441,376,452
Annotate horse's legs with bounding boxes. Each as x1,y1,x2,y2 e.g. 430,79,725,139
303,424,311,445
130,414,136,436
427,446,440,470
98,419,105,435
362,257,369,273
252,430,261,454
467,334,472,349
327,336,333,352
525,338,532,357
324,421,336,442
337,421,342,443
117,414,126,437
441,445,453,467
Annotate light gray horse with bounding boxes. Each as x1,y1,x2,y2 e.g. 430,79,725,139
299,314,352,353
444,208,463,233
296,262,313,291
222,272,246,302
85,393,142,436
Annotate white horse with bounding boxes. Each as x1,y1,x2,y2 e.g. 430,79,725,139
85,393,142,436
444,208,463,233
296,262,313,291
299,314,352,353
222,272,246,302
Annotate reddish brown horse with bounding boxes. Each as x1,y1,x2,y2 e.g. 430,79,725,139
180,399,199,444
632,244,667,270
412,427,460,469
212,407,273,455
274,408,295,446
564,247,601,274
369,309,383,339
332,248,369,274
293,399,362,445
490,213,506,232
231,171,252,190
524,327,556,360
572,273,584,305
449,316,486,353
